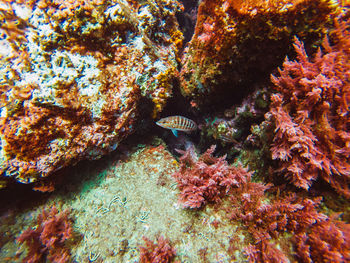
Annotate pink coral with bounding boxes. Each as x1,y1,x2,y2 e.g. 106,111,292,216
17,206,74,263
267,18,350,198
139,235,176,263
172,145,250,208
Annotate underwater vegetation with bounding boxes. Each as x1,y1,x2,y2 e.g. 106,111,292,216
0,0,349,262
16,206,75,263
173,144,350,262
173,145,250,209
139,236,176,263
267,19,350,198
180,0,341,109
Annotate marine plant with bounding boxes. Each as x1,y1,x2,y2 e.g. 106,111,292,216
228,178,350,262
139,235,176,263
16,206,74,263
172,145,251,208
267,18,350,198
180,0,339,108
293,215,350,262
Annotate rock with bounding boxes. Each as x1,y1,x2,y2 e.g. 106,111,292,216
0,0,183,185
179,0,339,110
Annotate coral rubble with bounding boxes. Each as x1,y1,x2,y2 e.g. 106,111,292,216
0,0,183,185
180,0,340,109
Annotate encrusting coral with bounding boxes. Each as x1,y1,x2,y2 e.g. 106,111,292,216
267,17,350,198
16,206,75,263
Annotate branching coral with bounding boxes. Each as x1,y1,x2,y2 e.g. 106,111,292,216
267,18,350,197
16,206,74,263
139,235,176,263
172,145,251,208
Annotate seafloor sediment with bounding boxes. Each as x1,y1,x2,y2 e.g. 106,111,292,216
1,143,247,262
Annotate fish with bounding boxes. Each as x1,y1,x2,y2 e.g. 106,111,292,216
156,116,197,137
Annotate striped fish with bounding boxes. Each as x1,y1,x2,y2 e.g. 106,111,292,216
156,116,197,137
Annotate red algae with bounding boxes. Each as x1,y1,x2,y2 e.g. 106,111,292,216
16,206,75,263
180,0,340,108
267,19,350,198
139,235,176,263
0,1,349,263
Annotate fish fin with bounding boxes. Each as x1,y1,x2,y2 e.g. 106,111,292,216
171,129,178,137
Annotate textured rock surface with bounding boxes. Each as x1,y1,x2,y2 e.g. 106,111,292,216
179,0,340,109
0,0,183,185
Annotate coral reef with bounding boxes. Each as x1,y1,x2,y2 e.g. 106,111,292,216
172,145,250,208
0,0,183,185
139,235,176,263
16,206,75,263
180,0,340,109
267,18,350,198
